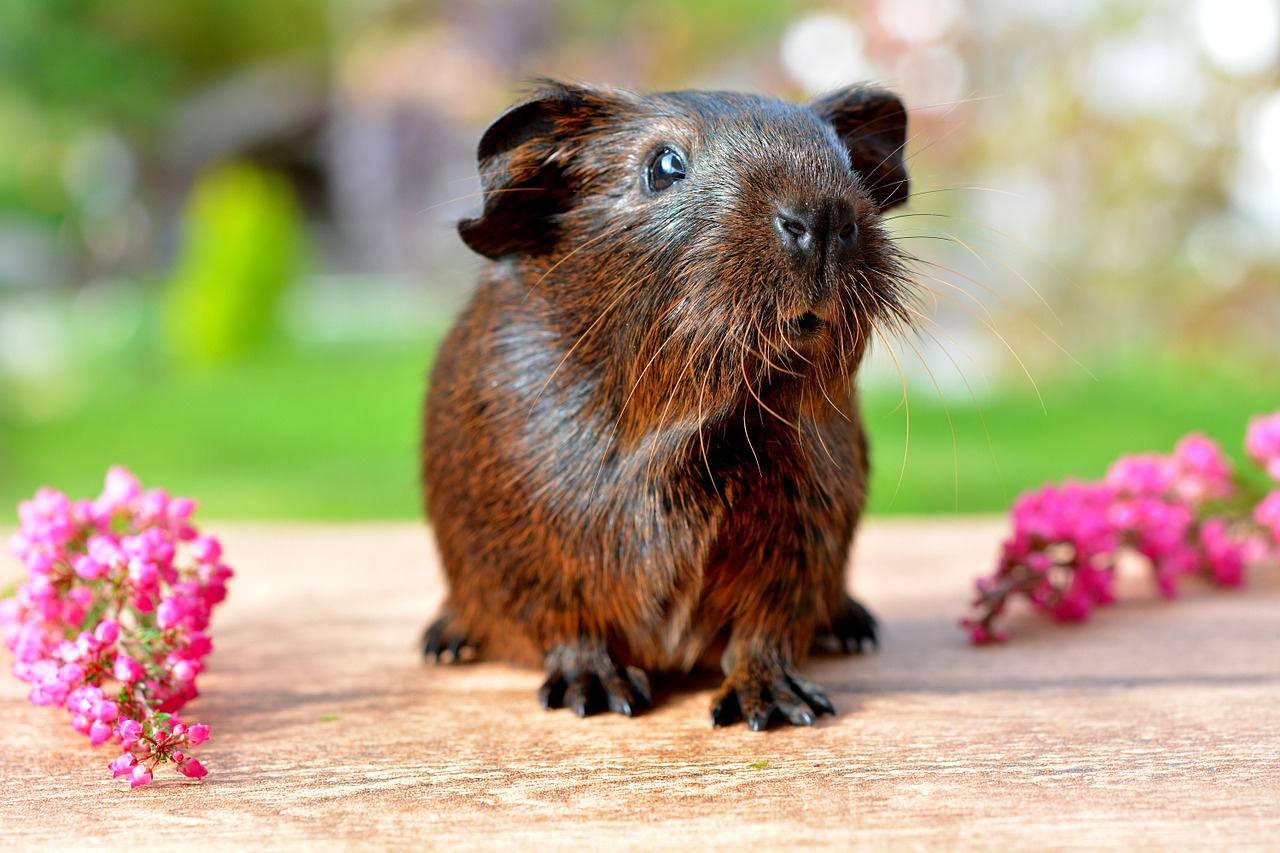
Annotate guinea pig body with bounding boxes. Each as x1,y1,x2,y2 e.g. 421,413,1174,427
423,81,911,730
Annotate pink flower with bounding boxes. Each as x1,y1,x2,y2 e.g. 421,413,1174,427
1106,454,1175,498
1171,434,1234,505
1255,492,1280,546
96,466,142,515
91,699,120,722
1246,412,1280,481
178,757,208,779
56,662,86,684
86,535,126,571
171,659,197,683
967,414,1280,644
156,597,185,630
129,765,153,788
113,655,145,683
88,719,113,746
115,718,144,746
128,559,159,590
189,536,222,564
109,753,137,778
169,497,197,522
138,488,170,522
1199,519,1247,586
93,620,120,645
186,724,210,746
72,554,107,580
5,468,231,787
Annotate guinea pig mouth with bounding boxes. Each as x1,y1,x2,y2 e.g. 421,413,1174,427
788,311,825,337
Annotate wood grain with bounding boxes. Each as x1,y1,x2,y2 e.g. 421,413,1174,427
1,519,1277,850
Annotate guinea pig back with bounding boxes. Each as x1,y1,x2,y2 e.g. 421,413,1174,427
422,80,911,730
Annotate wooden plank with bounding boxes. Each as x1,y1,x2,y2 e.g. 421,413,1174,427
1,519,1278,849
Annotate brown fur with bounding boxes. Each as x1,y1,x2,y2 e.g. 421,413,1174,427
422,80,912,730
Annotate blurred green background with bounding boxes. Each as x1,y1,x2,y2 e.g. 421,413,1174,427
1,0,1277,519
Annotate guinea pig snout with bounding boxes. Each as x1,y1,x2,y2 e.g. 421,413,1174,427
773,200,858,263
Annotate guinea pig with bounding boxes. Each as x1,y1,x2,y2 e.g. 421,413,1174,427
422,79,911,731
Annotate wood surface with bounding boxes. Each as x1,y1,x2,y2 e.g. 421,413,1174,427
1,519,1277,850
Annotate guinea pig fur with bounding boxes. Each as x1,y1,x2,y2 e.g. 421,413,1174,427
422,79,912,731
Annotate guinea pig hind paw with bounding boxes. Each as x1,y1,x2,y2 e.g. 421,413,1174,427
421,616,476,665
711,660,835,731
538,642,652,718
815,595,878,654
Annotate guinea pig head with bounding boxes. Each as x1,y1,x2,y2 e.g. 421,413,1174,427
458,80,913,421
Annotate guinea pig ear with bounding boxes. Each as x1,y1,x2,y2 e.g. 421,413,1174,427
458,80,609,259
808,86,910,210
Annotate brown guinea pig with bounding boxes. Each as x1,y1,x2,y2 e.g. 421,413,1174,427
422,79,912,731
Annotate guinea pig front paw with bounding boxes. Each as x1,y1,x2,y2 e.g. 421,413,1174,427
813,594,878,655
538,640,653,718
711,652,836,731
421,614,477,664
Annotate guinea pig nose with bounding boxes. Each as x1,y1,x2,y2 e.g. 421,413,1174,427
774,207,816,255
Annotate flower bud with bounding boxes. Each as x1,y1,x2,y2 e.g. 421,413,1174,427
190,536,222,564
89,719,113,746
113,655,144,683
72,554,106,580
129,764,153,788
92,699,120,722
57,662,87,684
94,620,120,645
172,659,197,683
178,758,207,779
109,753,137,778
156,597,184,630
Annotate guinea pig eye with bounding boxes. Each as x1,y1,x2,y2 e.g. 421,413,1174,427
646,147,687,192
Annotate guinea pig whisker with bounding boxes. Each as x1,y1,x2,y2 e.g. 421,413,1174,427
817,379,853,424
737,353,799,432
904,265,1046,411
586,320,686,503
808,409,843,470
741,315,802,378
644,326,719,484
696,334,733,497
864,313,916,507
526,270,656,423
892,201,1092,382
897,227,1061,320
774,310,817,367
898,305,1009,503
521,225,625,304
740,368,763,475
415,184,550,216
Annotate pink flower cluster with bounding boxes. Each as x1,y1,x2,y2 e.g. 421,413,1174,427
965,415,1280,644
0,467,231,786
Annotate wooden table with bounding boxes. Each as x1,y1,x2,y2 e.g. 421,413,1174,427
2,519,1278,849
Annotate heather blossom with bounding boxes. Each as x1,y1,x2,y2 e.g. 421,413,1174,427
965,413,1278,643
1246,412,1280,482
1,467,231,786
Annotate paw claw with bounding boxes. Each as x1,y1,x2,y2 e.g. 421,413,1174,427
815,596,878,655
540,640,652,719
711,646,835,731
422,615,476,664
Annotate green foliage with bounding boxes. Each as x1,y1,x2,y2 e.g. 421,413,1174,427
1,339,1273,520
0,0,329,130
863,357,1280,514
0,341,434,520
162,162,308,368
